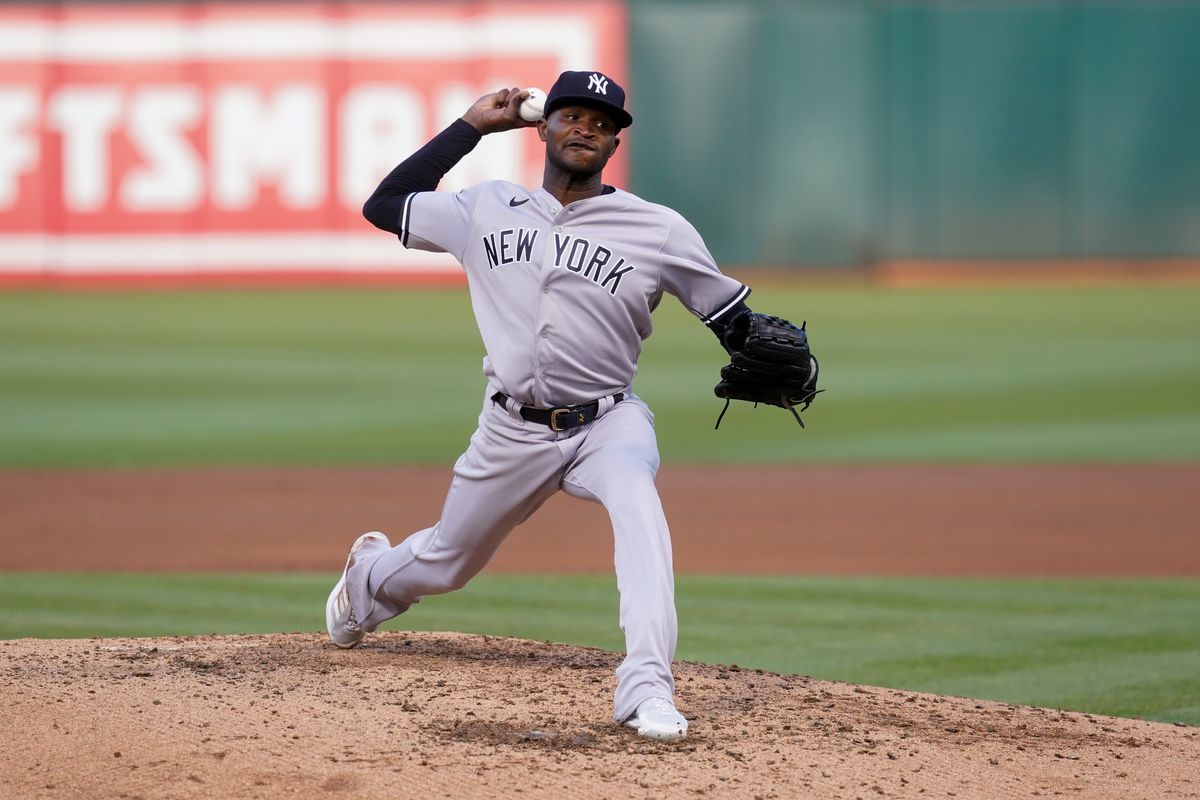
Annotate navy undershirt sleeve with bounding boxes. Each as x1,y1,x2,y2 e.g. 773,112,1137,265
362,118,483,235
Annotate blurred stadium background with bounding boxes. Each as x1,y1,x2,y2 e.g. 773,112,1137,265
2,0,1198,725
3,0,1199,281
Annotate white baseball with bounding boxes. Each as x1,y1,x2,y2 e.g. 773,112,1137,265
519,88,546,122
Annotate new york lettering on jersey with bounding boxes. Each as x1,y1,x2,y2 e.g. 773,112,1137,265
410,182,742,318
551,232,636,295
482,227,538,269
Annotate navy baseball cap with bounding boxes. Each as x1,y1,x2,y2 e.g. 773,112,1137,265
543,70,633,130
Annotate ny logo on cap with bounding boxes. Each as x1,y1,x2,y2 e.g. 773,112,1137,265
588,73,609,95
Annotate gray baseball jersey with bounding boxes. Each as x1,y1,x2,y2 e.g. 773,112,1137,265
399,181,749,407
350,176,747,727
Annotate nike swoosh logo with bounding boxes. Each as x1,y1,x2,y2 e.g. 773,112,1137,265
509,197,529,207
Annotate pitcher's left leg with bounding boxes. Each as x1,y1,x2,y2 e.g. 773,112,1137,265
562,398,678,724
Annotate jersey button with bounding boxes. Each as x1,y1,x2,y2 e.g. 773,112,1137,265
542,287,550,294
555,226,563,232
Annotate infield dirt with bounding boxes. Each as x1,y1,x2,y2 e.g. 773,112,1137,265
4,464,1199,575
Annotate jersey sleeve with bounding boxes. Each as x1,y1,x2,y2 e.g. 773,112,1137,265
398,184,486,259
659,213,750,326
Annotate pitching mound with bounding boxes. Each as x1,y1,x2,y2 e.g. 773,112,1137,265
2,633,1197,799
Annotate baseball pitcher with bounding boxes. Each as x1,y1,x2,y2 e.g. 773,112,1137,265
326,70,819,741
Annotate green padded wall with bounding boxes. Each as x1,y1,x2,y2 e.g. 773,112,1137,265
630,2,765,263
919,3,1069,257
1075,4,1200,256
631,0,876,266
629,0,1200,266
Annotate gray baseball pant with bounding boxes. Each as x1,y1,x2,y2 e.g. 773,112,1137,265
355,390,677,723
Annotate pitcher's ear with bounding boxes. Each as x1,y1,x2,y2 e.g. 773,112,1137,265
537,119,548,142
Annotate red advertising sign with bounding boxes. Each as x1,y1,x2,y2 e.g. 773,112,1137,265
0,1,628,283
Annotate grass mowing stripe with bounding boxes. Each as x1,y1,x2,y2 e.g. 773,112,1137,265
1,572,1196,725
3,285,1199,466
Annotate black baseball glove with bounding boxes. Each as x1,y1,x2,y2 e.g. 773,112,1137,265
714,310,821,429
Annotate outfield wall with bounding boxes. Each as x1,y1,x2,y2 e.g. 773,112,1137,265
1,0,1198,282
630,0,1200,267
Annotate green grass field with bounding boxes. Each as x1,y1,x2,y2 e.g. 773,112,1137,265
1,572,1196,725
1,284,1198,466
1,283,1197,726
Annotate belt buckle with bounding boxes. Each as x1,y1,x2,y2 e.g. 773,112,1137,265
549,406,588,431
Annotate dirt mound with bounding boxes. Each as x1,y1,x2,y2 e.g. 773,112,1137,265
2,633,1196,799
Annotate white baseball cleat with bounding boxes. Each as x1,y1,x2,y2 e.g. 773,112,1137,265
623,696,688,741
325,531,390,649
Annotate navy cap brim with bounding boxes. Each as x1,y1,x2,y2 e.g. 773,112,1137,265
543,95,633,130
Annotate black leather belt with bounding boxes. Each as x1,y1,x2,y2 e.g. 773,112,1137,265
491,391,624,432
